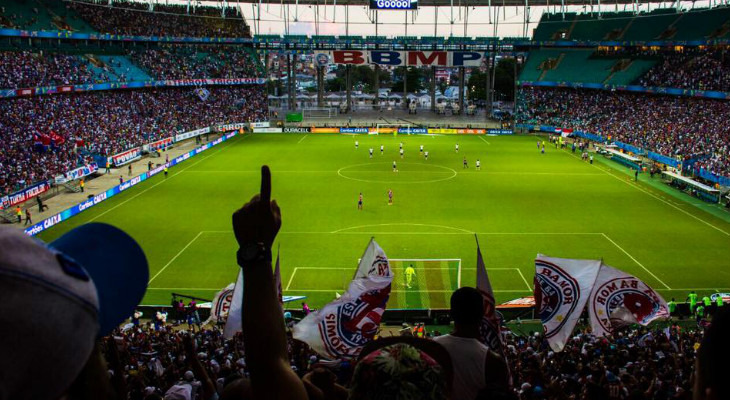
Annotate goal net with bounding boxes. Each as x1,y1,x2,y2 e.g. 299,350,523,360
302,107,338,119
373,123,411,135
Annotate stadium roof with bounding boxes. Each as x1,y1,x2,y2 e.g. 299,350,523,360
233,0,665,7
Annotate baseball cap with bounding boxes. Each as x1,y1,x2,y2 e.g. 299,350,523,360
0,223,148,400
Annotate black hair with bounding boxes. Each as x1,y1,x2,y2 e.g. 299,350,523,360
449,287,484,326
697,307,730,399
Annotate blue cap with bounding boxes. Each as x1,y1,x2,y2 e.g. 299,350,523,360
50,223,149,337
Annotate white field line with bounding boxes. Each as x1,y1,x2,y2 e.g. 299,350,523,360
89,135,244,222
457,259,462,287
478,136,491,145
565,150,730,237
148,231,205,284
516,268,533,290
601,233,671,290
145,287,730,292
297,135,309,144
285,267,299,291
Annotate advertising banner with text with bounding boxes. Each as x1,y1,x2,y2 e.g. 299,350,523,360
313,51,486,67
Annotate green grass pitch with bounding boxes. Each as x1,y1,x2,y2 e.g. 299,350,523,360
37,133,730,308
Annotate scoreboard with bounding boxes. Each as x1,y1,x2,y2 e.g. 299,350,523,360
369,0,418,10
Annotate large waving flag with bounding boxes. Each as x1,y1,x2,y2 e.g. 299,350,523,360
223,269,243,339
293,239,393,359
588,263,669,337
204,282,235,325
534,254,601,352
475,236,505,356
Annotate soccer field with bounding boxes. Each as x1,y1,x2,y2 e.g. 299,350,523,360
37,133,730,308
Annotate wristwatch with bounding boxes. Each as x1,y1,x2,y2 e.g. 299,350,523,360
237,242,272,266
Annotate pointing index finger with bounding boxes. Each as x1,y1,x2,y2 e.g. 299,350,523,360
260,165,271,204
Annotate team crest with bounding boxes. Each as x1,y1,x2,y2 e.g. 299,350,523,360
534,261,580,338
591,277,668,333
317,286,391,358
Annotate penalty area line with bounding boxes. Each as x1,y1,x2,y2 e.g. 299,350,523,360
601,233,671,290
148,231,205,284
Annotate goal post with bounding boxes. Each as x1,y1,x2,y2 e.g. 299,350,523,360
373,123,411,135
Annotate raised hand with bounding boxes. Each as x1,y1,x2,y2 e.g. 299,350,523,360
232,165,281,249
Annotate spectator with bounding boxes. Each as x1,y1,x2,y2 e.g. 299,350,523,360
434,287,511,400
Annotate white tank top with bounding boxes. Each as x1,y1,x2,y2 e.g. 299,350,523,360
434,334,488,400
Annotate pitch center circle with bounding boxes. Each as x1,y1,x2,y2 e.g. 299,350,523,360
337,162,457,184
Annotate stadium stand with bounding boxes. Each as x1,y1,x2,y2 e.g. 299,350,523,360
128,46,261,80
637,48,730,92
531,6,730,41
0,50,106,89
66,0,250,37
517,87,730,178
0,86,267,196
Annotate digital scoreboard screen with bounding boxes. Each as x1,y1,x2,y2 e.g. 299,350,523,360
369,0,418,10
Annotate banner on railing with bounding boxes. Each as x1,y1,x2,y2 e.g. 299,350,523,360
143,137,174,152
175,127,210,142
253,127,283,133
1,181,51,209
25,129,241,236
487,129,513,135
283,127,311,133
519,80,730,102
216,123,248,132
110,147,142,167
250,122,271,128
0,78,266,99
54,163,99,184
314,50,486,67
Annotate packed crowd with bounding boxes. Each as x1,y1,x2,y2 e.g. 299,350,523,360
129,47,260,80
107,310,712,400
0,86,268,195
637,49,730,92
0,51,105,89
68,1,249,38
517,87,730,177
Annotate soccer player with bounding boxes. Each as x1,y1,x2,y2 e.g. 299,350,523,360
388,189,393,205
358,192,363,210
424,150,429,160
405,264,416,289
589,155,594,164
536,140,540,149
476,159,481,170
380,144,384,154
400,148,404,159
455,143,459,153
687,291,699,313
399,142,403,150
355,140,359,149
541,145,545,154
420,144,424,153
369,148,374,158
392,160,398,172
463,157,468,169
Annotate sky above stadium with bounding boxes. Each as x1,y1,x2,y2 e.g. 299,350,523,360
154,0,716,37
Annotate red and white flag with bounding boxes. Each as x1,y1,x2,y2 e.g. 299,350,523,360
534,254,601,352
588,263,669,337
475,237,505,357
293,239,393,359
223,269,243,339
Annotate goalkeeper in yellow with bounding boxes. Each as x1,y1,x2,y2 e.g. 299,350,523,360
405,264,416,289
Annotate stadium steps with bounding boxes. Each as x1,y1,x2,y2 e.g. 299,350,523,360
611,59,656,85
617,17,636,40
565,18,579,39
96,55,152,81
244,47,266,76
